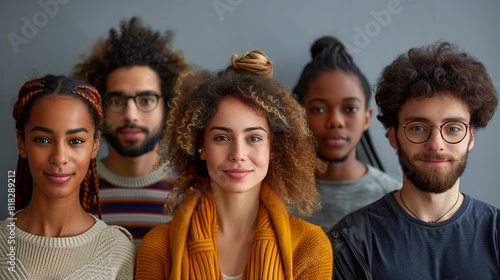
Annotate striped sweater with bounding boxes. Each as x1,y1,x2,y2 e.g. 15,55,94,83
94,159,175,247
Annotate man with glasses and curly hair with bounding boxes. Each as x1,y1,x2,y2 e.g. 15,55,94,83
328,42,499,279
73,17,187,246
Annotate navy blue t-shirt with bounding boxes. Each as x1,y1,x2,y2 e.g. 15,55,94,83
369,193,500,279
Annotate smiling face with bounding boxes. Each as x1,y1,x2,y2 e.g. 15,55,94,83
302,70,371,161
17,94,99,203
104,65,164,157
389,91,474,193
201,96,271,195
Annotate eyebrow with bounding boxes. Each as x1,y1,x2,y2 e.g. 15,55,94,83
306,97,361,105
106,90,159,96
403,116,469,123
209,126,268,133
31,126,89,134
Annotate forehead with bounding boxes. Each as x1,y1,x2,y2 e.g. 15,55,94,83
105,65,161,94
26,94,94,130
207,96,269,129
303,70,365,104
398,91,471,123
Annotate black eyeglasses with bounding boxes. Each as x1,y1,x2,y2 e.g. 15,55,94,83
399,120,471,144
104,91,162,113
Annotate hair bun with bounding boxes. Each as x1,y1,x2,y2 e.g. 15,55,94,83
230,50,273,78
310,36,345,58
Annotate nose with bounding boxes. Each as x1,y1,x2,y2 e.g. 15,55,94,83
424,127,446,151
122,98,139,122
229,140,246,162
50,142,69,166
326,108,345,129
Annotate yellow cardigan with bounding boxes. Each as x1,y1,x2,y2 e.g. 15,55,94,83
135,184,332,279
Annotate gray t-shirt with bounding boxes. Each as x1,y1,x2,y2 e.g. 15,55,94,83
303,165,400,231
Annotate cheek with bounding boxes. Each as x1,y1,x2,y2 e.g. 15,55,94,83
307,115,325,133
204,150,222,171
256,146,271,167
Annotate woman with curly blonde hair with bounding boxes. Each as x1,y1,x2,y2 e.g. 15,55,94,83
135,50,332,279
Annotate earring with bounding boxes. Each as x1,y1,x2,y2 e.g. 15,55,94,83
198,148,203,154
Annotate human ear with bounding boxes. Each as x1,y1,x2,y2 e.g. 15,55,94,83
16,130,27,158
363,107,373,132
467,126,475,151
388,126,399,149
199,141,206,160
91,131,101,159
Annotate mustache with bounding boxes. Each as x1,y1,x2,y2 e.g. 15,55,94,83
116,123,148,134
413,153,456,162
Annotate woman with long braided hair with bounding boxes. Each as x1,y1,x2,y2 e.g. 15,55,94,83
0,75,136,279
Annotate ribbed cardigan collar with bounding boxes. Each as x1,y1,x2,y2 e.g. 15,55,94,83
169,183,293,279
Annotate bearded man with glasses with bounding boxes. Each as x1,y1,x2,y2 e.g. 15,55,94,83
73,17,187,247
328,42,499,279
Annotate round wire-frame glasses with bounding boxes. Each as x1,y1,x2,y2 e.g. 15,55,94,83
399,120,471,144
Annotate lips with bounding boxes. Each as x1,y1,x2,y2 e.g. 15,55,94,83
417,154,453,166
224,169,252,179
44,173,73,184
322,133,349,146
118,127,145,141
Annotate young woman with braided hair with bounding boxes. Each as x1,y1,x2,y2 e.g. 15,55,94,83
293,36,400,230
135,51,333,279
0,75,136,279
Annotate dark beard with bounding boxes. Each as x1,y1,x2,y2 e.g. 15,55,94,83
396,140,468,194
104,124,162,157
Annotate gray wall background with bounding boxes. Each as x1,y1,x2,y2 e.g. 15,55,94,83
1,0,499,219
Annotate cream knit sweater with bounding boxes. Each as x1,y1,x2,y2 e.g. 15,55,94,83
0,213,136,279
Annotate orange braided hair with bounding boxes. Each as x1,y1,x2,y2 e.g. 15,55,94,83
13,75,103,217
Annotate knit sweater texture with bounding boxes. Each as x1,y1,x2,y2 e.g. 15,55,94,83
95,159,174,247
0,213,136,279
135,184,333,279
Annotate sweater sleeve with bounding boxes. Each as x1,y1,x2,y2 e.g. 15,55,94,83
135,222,172,280
107,226,137,280
290,217,333,280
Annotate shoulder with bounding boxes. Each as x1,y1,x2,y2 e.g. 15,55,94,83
138,222,171,257
465,195,500,221
327,193,393,245
289,216,332,253
288,216,333,279
136,222,172,279
95,219,136,252
142,222,171,245
365,165,401,191
325,205,376,280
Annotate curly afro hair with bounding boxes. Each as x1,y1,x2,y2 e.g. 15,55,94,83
73,16,188,110
376,41,498,136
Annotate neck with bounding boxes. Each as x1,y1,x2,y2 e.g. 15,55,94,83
396,178,463,223
212,185,260,235
317,152,367,181
212,184,261,276
15,196,94,237
102,144,159,176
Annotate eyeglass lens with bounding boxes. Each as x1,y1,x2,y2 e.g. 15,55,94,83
404,121,467,143
105,93,159,112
